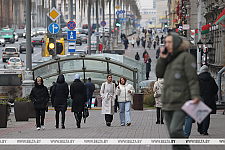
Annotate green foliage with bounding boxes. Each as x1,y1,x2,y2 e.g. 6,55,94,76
0,100,11,121
143,81,156,107
15,95,31,102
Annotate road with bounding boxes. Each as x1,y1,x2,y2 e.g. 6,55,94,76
0,35,89,69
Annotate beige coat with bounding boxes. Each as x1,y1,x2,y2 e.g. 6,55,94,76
153,78,164,108
146,32,150,42
100,82,116,115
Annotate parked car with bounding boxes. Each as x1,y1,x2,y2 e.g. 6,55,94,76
15,29,25,38
14,32,18,41
0,36,5,47
78,34,87,43
75,50,87,55
2,47,20,62
32,37,44,47
76,36,82,45
36,28,47,35
7,57,23,69
31,28,38,37
19,41,34,53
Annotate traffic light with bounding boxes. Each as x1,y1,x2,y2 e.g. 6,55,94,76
165,23,167,28
48,37,55,55
116,18,121,27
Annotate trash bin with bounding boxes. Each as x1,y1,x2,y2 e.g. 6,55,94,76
132,93,144,110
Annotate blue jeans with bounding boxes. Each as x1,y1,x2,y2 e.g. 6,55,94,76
118,101,131,125
197,114,210,133
184,115,193,138
87,93,93,108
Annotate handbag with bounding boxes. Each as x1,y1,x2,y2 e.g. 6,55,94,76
83,104,89,123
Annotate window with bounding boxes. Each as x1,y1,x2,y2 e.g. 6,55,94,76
0,74,22,86
66,7,68,11
73,7,75,11
65,15,68,19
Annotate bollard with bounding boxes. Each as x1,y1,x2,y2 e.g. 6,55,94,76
132,93,144,110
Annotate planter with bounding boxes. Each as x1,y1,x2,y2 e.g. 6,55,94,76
14,102,29,121
29,101,36,118
0,104,8,128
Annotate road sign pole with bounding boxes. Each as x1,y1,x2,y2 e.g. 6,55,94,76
26,0,32,71
96,0,99,53
88,0,91,55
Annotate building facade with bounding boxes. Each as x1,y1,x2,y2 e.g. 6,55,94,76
0,0,13,28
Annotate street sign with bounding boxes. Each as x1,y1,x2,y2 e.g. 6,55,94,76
122,10,125,14
116,11,120,15
129,11,132,13
127,14,130,16
68,41,76,53
67,21,76,30
94,32,101,36
101,20,106,27
48,23,60,34
120,10,123,13
67,31,76,40
116,6,119,9
149,21,152,24
47,7,61,22
135,19,137,22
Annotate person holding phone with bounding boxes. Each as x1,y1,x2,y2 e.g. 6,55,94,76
156,32,200,150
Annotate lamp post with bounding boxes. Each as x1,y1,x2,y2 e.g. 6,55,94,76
206,39,214,64
197,39,203,66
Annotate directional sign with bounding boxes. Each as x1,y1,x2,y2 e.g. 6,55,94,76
94,32,101,36
127,14,130,17
122,10,125,14
149,21,152,24
101,20,106,27
116,6,119,9
120,10,123,13
48,23,60,34
68,41,76,53
135,19,137,22
67,31,76,40
67,21,76,30
116,11,120,15
47,7,61,22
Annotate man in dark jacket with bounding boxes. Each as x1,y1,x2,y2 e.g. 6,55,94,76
70,74,87,128
197,65,218,135
156,32,200,150
30,77,49,130
135,52,140,61
51,74,69,129
146,56,151,80
123,37,129,49
156,47,160,59
85,78,95,108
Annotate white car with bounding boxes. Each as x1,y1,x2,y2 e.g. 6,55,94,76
7,57,23,69
0,36,5,47
14,32,18,41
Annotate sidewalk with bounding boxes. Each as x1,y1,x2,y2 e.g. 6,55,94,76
0,109,225,149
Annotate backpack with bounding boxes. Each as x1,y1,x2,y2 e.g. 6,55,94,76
154,82,162,98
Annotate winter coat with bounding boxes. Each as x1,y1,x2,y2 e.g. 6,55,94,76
85,81,95,95
153,79,164,107
30,77,49,110
131,38,135,44
51,74,69,112
156,48,160,59
94,95,102,107
116,82,135,104
135,54,140,61
146,33,150,42
199,72,218,114
156,32,200,111
146,58,151,72
124,38,129,46
100,82,116,115
70,79,87,112
136,36,140,42
143,51,147,58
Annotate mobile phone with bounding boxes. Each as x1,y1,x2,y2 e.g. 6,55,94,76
163,47,168,54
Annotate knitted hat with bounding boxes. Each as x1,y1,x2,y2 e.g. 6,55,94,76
74,74,80,80
200,65,208,74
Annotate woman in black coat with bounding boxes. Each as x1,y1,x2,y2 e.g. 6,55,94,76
30,77,49,130
197,65,218,135
146,57,151,80
51,74,69,129
70,74,87,128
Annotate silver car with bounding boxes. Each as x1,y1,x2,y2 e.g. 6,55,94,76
0,36,5,47
7,57,23,69
2,47,20,62
78,34,87,43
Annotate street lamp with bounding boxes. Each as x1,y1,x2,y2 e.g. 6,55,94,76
206,39,213,50
197,39,203,52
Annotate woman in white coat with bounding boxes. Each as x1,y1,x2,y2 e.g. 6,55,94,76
100,74,116,126
116,77,135,126
153,78,164,124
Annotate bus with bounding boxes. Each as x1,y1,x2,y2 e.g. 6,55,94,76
0,69,25,104
41,37,65,57
1,28,15,43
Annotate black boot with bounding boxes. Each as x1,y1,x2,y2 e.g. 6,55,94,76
74,113,80,128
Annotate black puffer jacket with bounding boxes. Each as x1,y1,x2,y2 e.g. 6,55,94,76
199,72,218,114
51,74,69,111
30,77,49,110
70,79,87,112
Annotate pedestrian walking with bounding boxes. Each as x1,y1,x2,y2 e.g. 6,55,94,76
116,77,135,126
85,78,95,108
136,36,140,46
123,37,129,50
100,74,116,126
51,74,69,129
135,52,140,61
142,50,147,59
142,37,146,49
146,56,151,80
120,33,123,43
156,35,159,45
146,32,150,42
197,65,218,135
70,74,87,128
50,82,55,106
112,80,119,113
153,78,164,124
156,32,200,150
30,77,49,130
131,37,135,48
161,35,164,44
156,47,160,59
153,40,156,50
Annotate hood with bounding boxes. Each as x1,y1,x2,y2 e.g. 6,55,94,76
57,74,65,83
199,72,211,81
119,82,128,86
74,74,80,80
34,76,44,88
158,78,164,84
200,65,208,74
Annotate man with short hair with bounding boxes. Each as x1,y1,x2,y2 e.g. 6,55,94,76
156,32,200,150
85,78,95,108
